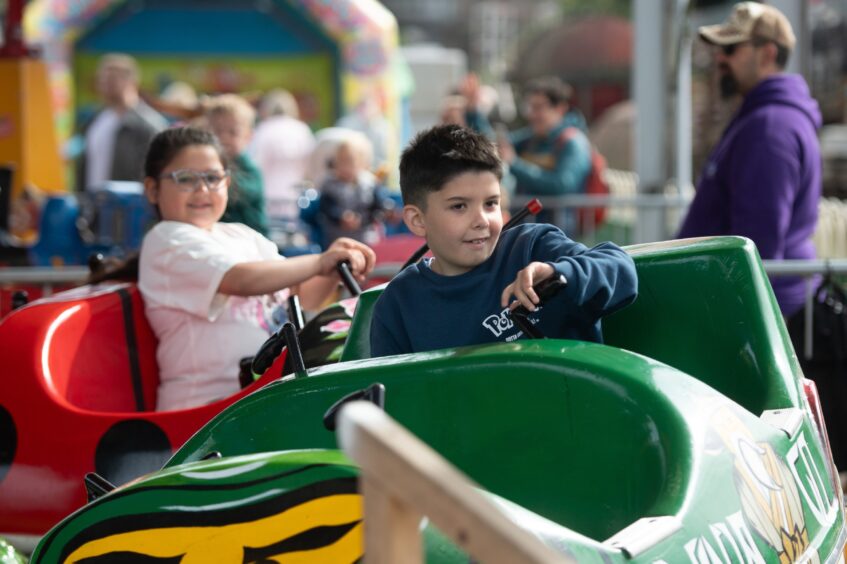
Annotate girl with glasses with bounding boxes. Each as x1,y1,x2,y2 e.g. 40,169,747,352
138,127,375,410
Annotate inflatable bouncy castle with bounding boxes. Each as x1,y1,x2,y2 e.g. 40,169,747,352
23,0,404,187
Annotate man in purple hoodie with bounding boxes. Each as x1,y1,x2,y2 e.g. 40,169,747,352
678,2,822,322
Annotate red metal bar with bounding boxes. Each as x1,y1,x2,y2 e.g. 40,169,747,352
0,0,30,58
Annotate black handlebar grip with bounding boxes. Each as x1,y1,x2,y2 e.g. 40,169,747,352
337,261,362,296
510,274,568,339
282,322,306,376
287,295,305,332
251,330,285,376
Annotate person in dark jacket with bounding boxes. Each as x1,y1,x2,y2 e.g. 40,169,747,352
318,139,386,246
76,53,167,191
678,2,822,320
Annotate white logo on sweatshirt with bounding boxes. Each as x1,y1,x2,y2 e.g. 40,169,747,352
482,306,542,338
482,308,514,337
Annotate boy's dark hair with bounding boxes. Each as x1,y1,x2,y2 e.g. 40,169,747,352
524,76,573,108
400,124,502,208
144,126,228,180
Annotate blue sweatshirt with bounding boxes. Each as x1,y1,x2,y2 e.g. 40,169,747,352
370,223,638,357
678,74,822,317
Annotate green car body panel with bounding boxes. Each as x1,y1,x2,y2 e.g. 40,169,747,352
32,237,847,563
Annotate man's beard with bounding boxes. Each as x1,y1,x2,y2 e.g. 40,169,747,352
719,69,740,99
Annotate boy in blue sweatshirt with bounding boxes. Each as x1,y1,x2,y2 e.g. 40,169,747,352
369,125,637,358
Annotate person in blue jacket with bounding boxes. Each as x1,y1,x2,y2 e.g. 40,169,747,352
369,125,637,358
464,75,592,228
678,2,821,321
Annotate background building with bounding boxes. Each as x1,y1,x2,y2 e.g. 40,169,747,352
382,0,560,80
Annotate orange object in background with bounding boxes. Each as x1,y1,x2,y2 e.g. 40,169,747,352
0,0,66,243
0,58,66,199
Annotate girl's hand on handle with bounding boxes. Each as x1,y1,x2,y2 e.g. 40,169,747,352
319,237,376,282
501,262,555,312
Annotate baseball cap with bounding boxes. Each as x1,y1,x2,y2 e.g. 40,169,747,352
699,2,796,50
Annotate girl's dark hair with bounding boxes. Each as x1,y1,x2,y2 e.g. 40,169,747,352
86,253,139,284
144,126,228,179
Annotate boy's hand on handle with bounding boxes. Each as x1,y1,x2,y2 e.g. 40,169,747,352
319,237,376,282
501,262,555,312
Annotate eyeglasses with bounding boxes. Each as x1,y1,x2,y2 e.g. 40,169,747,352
721,42,749,56
160,169,230,193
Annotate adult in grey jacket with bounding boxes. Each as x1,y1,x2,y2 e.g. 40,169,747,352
76,54,167,191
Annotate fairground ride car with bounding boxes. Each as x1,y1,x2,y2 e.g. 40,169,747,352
0,274,358,550
27,236,847,562
0,222,422,550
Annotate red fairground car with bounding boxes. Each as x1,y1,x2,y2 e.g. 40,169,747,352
0,282,290,550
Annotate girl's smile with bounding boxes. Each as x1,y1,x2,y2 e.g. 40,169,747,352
144,145,230,230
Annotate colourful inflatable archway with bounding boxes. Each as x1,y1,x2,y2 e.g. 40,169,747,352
25,0,403,186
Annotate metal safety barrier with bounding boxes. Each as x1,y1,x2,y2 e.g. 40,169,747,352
0,266,88,297
763,259,847,360
511,192,692,246
2,258,845,361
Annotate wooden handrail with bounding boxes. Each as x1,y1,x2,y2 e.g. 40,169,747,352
337,401,572,564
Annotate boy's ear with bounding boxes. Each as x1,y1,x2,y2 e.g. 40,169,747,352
143,177,159,205
402,204,427,237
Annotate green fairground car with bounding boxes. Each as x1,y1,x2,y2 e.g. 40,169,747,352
30,237,847,563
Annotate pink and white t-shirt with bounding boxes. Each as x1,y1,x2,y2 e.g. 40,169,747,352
139,221,288,410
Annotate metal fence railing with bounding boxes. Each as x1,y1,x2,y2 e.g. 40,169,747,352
2,256,846,360
763,259,847,360
511,193,692,246
0,267,88,293
0,267,88,316
510,168,692,246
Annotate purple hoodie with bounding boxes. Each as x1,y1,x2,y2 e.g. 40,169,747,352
679,74,822,317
